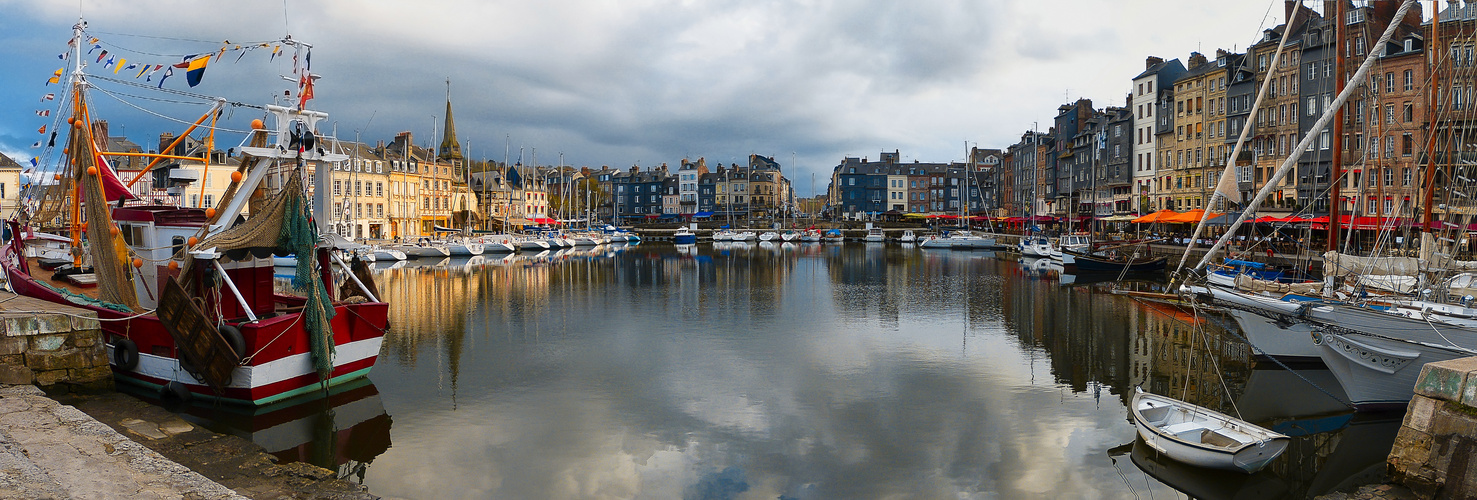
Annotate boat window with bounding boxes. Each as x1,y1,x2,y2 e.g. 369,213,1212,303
172,236,185,257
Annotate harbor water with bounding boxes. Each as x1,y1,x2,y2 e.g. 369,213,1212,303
190,243,1398,499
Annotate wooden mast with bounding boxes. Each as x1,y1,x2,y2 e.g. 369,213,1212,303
1422,0,1443,235
1330,0,1346,251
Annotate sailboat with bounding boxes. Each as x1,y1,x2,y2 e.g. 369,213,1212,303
5,20,388,406
1180,0,1477,409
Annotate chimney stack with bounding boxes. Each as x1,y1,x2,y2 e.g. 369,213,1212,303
1145,56,1164,70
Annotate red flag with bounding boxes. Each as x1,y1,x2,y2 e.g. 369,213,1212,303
93,154,136,202
37,125,46,134
297,73,315,108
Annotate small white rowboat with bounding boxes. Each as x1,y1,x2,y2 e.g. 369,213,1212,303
1131,387,1289,474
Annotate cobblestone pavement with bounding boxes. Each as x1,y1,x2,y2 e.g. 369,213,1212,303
0,384,245,499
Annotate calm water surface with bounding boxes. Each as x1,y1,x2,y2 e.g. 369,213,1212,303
196,243,1399,499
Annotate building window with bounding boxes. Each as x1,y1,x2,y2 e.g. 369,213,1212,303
1404,69,1414,91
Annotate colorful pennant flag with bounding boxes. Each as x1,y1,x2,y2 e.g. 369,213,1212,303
134,64,150,78
35,110,49,117
145,65,162,81
46,68,62,85
87,43,101,54
184,55,209,87
112,58,127,73
58,52,68,60
120,62,137,75
95,49,107,63
103,54,116,69
269,44,280,62
37,125,46,134
157,67,173,88
41,93,55,101
29,158,38,168
30,141,41,148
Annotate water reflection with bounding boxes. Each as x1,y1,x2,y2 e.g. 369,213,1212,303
257,243,1410,498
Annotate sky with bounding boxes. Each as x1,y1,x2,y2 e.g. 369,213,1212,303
0,0,1316,196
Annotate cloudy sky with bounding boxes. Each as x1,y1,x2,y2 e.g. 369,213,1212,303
0,0,1317,195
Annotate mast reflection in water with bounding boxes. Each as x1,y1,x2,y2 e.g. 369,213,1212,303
334,244,1399,499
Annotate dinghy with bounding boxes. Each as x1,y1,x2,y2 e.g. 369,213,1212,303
1131,387,1289,474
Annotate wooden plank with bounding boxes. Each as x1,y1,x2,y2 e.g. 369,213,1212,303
63,273,97,288
156,279,239,392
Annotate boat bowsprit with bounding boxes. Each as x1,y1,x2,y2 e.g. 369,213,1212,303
1131,387,1289,474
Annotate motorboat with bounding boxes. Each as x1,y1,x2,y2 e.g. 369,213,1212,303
898,230,917,244
1062,249,1166,273
799,230,821,242
1018,236,1052,257
758,231,779,242
1131,388,1289,474
863,227,885,242
673,228,697,244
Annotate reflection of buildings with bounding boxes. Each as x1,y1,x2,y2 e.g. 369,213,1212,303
378,263,482,381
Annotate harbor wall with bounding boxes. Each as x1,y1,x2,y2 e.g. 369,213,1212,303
1389,357,1477,498
0,293,112,391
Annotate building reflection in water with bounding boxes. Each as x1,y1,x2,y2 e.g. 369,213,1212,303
356,244,1398,498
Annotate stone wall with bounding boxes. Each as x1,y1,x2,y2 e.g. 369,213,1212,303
0,294,111,392
1389,357,1477,498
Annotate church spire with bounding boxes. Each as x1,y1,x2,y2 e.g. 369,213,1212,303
438,79,463,162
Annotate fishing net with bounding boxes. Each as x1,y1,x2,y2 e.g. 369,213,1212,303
275,169,336,380
76,124,139,311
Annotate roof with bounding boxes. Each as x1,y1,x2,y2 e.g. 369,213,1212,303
1132,58,1185,80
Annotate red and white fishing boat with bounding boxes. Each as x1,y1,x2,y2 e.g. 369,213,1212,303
3,20,387,406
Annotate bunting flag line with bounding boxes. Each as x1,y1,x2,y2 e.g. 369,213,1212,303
41,93,55,101
119,62,137,75
58,52,68,60
269,44,280,62
145,64,163,81
46,68,62,85
134,64,150,78
37,125,46,134
95,49,107,63
103,54,116,69
157,67,173,88
87,43,101,54
213,46,226,62
30,141,41,149
35,110,49,117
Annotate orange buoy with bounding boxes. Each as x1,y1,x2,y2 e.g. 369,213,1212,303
87,166,98,176
132,258,143,268
73,120,83,129
250,119,265,130
167,261,179,271
109,226,119,236
187,236,199,246
205,208,216,218
66,117,75,125
52,174,62,181
230,171,243,182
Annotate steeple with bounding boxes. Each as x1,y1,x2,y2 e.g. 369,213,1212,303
438,79,463,162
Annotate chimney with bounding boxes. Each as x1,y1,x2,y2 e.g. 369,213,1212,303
158,132,175,155
1187,51,1207,69
1216,48,1229,59
1145,56,1164,70
92,121,109,150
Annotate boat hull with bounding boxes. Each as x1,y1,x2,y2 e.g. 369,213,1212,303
1132,389,1290,473
673,232,697,244
3,242,387,407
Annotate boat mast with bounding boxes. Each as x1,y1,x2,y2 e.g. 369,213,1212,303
1329,0,1345,252
1421,2,1443,250
1191,0,1417,271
